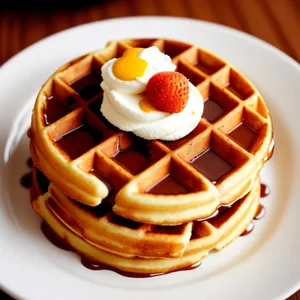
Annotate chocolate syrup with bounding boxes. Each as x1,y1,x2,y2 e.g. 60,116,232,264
113,150,150,175
81,257,201,277
112,136,153,175
260,184,270,197
55,124,103,159
88,97,104,118
27,157,33,168
23,151,272,277
70,71,102,100
36,168,51,194
228,123,257,150
190,148,233,183
43,95,77,125
240,183,270,236
148,174,189,195
41,221,70,251
20,172,32,189
202,99,226,123
90,170,113,194
241,222,254,236
39,213,202,277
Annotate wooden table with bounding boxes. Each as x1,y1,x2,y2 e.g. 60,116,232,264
0,0,299,299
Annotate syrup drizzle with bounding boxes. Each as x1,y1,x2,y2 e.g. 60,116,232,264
265,137,275,162
41,221,71,251
41,221,202,277
81,257,201,278
20,172,32,189
21,158,34,189
241,222,254,236
241,182,270,236
21,155,270,277
254,204,265,220
27,157,33,168
260,184,270,197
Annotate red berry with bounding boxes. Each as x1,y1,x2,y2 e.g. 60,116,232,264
146,71,189,113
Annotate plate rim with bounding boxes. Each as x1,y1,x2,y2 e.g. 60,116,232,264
0,15,300,300
0,16,299,74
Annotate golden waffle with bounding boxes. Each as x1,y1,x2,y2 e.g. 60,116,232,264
30,38,273,225
31,166,261,273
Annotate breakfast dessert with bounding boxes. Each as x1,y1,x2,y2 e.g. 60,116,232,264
31,165,261,274
28,38,274,275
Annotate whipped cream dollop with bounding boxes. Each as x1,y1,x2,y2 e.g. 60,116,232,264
100,46,204,141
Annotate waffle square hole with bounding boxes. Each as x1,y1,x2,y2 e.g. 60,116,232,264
88,97,119,132
98,42,129,62
70,71,102,100
247,95,269,118
153,39,191,58
123,38,158,48
178,131,246,184
203,99,226,123
49,110,104,160
228,123,257,151
59,56,103,101
43,95,78,126
148,174,189,195
102,134,165,175
180,47,225,75
89,96,103,118
176,61,206,86
202,84,239,123
144,158,205,195
225,69,255,100
91,151,131,193
42,80,79,125
190,148,233,184
217,107,265,152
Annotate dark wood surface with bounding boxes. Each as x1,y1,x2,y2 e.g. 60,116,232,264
0,0,299,299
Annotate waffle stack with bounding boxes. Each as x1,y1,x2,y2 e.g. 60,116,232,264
29,38,274,274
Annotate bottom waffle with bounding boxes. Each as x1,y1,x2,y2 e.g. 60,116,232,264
31,166,260,275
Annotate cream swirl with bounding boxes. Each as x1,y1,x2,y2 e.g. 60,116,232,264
100,47,204,141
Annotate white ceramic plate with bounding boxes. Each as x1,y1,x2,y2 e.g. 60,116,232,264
0,16,299,300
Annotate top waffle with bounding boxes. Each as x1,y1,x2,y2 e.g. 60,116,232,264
30,38,273,225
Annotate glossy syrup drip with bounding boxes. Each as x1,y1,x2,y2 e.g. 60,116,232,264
260,184,270,197
241,183,270,236
41,222,202,277
20,172,32,188
81,257,201,278
21,157,34,189
25,157,271,275
190,148,233,184
241,222,254,236
40,218,202,277
41,221,70,251
148,174,189,195
228,123,257,151
254,204,265,220
27,157,33,168
265,137,275,162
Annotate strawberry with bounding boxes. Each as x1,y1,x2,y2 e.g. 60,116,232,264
146,71,189,113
